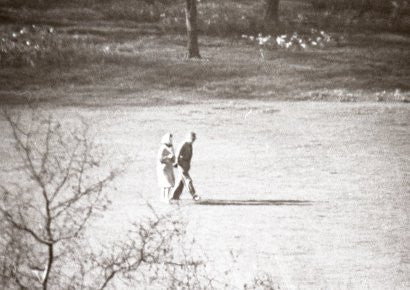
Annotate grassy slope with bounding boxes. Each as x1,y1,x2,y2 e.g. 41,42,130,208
0,0,409,106
1,32,409,106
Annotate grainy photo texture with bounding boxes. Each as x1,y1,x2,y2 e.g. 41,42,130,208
0,0,409,289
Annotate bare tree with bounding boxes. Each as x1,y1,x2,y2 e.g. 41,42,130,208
0,109,279,289
185,0,201,58
0,109,118,289
91,205,211,289
264,0,280,33
0,109,214,289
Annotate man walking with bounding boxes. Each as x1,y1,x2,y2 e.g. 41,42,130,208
171,132,200,201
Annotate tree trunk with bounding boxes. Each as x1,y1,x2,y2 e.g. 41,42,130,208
185,0,200,58
264,0,280,33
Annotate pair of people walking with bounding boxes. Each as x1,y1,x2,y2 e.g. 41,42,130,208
157,132,200,203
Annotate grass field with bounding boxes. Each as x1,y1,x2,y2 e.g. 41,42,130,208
1,101,409,288
78,101,410,289
0,22,409,105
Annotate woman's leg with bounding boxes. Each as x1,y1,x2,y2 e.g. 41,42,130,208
161,187,172,203
160,188,165,201
165,187,172,202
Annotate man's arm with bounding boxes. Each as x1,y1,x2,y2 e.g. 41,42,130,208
176,143,188,166
174,143,184,166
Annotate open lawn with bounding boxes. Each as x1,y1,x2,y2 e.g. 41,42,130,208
1,101,408,288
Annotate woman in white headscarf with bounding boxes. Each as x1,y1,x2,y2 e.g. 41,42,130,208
157,133,175,202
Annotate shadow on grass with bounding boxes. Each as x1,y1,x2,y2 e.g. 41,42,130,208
195,199,312,206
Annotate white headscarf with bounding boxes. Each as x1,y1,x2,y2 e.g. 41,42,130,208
160,133,173,146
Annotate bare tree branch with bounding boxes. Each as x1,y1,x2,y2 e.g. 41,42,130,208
0,110,217,290
0,110,120,289
0,208,52,245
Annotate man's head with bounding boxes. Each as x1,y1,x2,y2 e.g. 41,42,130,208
186,132,196,144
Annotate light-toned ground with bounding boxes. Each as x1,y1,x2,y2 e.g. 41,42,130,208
2,101,407,289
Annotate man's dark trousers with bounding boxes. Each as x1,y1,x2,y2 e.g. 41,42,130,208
172,168,196,199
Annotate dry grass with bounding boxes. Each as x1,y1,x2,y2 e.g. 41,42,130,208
0,0,409,105
0,23,409,105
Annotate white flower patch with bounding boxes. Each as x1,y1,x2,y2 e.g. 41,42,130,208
242,29,338,51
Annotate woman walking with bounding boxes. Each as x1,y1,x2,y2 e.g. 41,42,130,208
157,133,175,203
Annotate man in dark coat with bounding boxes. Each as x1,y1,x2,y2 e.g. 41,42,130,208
171,132,200,201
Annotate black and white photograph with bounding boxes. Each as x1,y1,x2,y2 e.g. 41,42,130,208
0,0,409,289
